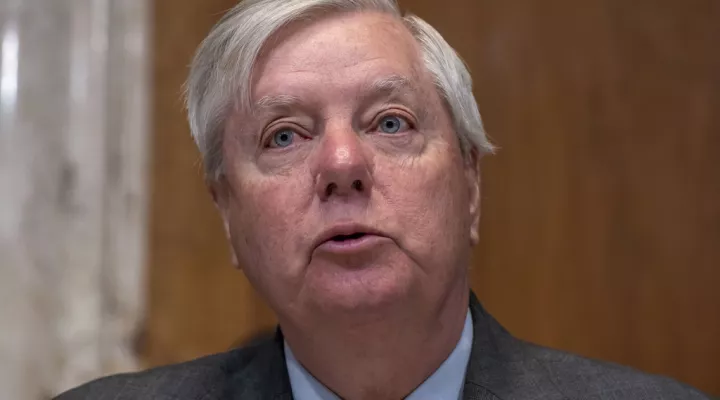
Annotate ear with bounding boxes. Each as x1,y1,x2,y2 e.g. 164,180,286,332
465,148,482,246
208,176,241,269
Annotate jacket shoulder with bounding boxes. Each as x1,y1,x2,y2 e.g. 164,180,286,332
522,341,712,399
54,338,280,400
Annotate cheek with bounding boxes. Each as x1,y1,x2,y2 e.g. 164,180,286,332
226,172,313,290
380,143,471,272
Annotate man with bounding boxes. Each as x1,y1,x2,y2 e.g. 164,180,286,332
57,0,711,399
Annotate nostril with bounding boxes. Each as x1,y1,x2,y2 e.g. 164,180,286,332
325,183,337,197
321,180,365,198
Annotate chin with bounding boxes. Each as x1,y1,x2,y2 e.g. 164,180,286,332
306,260,415,315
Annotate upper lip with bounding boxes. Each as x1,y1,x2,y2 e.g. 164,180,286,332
312,223,386,251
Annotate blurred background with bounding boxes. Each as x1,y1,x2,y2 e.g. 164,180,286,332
1,0,718,398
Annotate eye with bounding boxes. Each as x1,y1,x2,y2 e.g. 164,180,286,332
378,115,409,134
268,129,295,148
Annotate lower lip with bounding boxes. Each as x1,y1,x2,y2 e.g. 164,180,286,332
315,234,391,254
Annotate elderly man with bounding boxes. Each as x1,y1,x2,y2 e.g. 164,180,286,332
58,0,710,399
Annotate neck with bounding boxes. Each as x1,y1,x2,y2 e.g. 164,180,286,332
281,284,469,400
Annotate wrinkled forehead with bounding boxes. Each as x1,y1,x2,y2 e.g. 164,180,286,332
248,11,428,109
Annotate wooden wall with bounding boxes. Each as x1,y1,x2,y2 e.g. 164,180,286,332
148,0,720,394
146,0,278,365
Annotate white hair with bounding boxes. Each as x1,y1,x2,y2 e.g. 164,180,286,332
186,0,495,179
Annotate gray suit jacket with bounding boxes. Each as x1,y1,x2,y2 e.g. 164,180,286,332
56,293,713,399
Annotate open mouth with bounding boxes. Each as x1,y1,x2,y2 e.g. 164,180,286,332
330,232,367,242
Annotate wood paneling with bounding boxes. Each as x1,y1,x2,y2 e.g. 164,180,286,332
406,0,720,392
145,0,277,366
148,0,720,395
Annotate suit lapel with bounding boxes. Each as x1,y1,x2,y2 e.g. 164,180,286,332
223,327,294,400
462,292,565,400
266,328,295,400
462,292,510,400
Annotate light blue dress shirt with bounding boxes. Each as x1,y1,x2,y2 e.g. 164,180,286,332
285,309,473,400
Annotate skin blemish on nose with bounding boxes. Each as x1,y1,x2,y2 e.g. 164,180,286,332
336,147,350,162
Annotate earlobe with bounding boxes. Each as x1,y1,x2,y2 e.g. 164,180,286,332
208,178,242,269
219,215,241,269
466,149,481,246
469,183,481,246
228,244,240,269
208,177,228,212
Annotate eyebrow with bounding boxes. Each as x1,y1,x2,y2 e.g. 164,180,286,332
369,75,413,92
361,74,418,103
254,93,303,112
251,74,420,113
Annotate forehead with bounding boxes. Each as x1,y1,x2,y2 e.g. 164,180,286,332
251,11,425,102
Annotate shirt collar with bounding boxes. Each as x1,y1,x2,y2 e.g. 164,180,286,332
285,309,473,400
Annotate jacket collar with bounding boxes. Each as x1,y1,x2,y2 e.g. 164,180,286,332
247,291,525,400
462,291,518,399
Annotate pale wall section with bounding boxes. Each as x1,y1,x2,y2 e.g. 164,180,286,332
0,0,150,398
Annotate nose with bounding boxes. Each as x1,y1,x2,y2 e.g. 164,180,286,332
313,124,373,201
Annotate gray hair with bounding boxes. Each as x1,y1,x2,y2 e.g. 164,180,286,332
186,0,495,180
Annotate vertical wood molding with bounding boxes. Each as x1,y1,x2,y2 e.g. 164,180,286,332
0,0,150,397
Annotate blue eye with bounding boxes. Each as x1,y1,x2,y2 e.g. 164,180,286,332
271,129,295,148
378,115,407,134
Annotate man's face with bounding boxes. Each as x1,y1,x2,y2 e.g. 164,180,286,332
215,12,480,323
